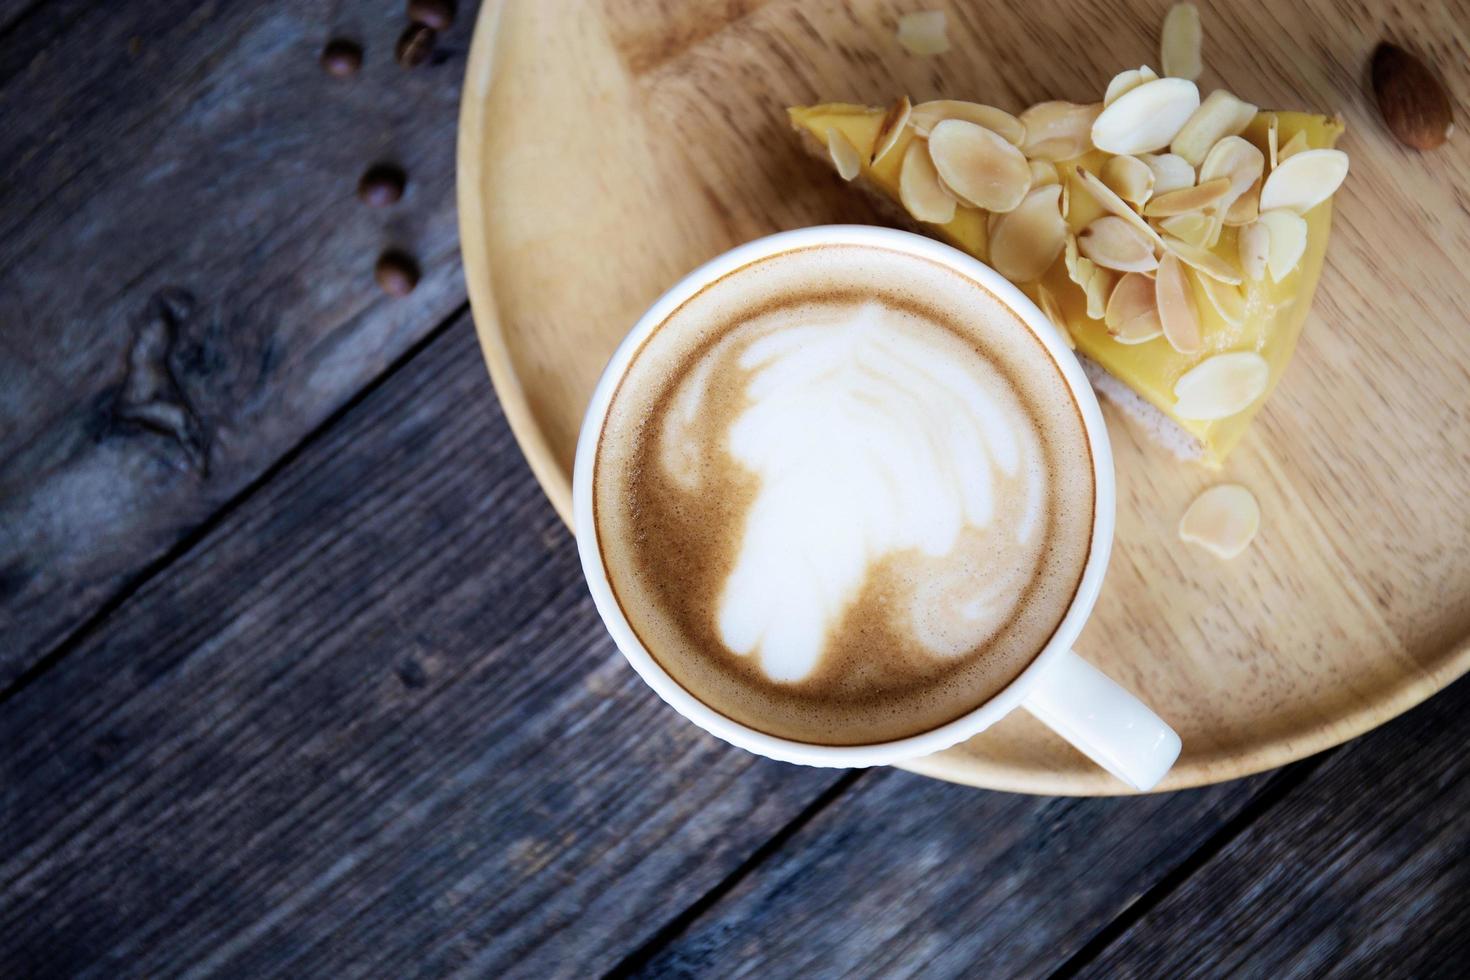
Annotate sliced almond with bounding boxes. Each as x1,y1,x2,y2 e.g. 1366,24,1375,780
1223,177,1261,225
1086,266,1119,320
896,11,949,56
1276,130,1309,163
1155,252,1202,353
1179,484,1261,559
1258,148,1349,214
1160,3,1202,81
1159,212,1212,247
1104,66,1160,107
1238,221,1270,280
990,184,1067,282
1074,167,1166,248
1170,89,1259,166
899,138,958,223
1258,208,1308,282
1266,113,1280,170
871,96,913,166
1029,159,1060,188
1080,215,1160,273
1092,77,1201,155
1139,152,1196,195
1198,135,1265,209
1060,176,1072,219
1105,271,1164,343
1064,231,1082,284
1101,154,1156,205
909,100,1025,145
928,119,1033,212
1196,271,1246,326
1204,210,1225,249
1035,282,1075,348
1019,101,1102,161
1143,177,1232,216
825,127,862,181
1172,351,1269,420
1163,235,1242,284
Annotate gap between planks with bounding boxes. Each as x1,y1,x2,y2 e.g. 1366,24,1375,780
0,299,471,713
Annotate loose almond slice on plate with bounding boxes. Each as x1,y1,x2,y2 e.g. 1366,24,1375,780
1179,484,1261,559
871,96,913,165
1105,271,1165,343
1196,272,1247,326
1259,148,1350,213
1075,167,1166,247
1080,216,1160,273
1092,77,1201,154
928,119,1033,212
899,139,958,223
1143,177,1232,216
1163,235,1242,284
1104,65,1160,106
1101,154,1156,205
1019,101,1102,160
1170,90,1258,165
1155,252,1202,353
909,100,1025,144
1172,351,1269,419
1258,209,1308,282
990,184,1067,282
825,127,862,180
1139,152,1196,194
896,11,949,56
1160,3,1202,81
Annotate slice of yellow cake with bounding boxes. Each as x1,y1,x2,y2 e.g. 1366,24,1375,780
788,80,1346,465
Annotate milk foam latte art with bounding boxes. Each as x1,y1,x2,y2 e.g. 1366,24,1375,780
594,244,1095,745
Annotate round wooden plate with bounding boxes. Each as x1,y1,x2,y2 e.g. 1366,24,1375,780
458,0,1470,793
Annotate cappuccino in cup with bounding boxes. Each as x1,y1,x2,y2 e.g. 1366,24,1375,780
591,243,1095,745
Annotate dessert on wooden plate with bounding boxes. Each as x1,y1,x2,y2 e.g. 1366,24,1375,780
788,18,1348,466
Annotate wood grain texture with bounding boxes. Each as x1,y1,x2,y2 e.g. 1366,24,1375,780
1076,676,1470,980
0,318,843,978
627,767,1270,978
0,0,478,683
458,0,1470,793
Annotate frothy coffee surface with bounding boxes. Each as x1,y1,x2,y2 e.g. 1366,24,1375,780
594,244,1094,744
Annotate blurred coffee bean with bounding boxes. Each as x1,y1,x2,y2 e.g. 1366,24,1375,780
358,164,407,207
320,38,363,78
408,0,455,31
375,251,420,297
395,24,436,68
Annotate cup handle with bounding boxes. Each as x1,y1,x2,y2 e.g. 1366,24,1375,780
1021,649,1181,791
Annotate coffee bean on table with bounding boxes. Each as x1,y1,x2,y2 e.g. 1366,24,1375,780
407,0,455,31
358,164,407,207
395,24,436,68
375,251,420,297
320,38,363,78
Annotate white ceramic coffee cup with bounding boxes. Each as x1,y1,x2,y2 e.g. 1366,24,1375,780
573,226,1181,791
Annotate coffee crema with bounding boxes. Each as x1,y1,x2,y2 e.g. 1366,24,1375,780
593,244,1094,744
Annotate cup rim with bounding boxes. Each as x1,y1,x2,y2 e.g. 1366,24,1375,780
572,225,1116,767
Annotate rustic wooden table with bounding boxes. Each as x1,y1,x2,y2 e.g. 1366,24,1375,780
0,2,1465,977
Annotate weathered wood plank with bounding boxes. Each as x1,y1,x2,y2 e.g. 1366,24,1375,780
1074,677,1470,980
0,0,478,682
0,317,845,977
626,766,1273,977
